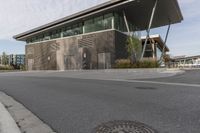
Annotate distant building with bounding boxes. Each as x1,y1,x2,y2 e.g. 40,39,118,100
171,55,200,68
14,0,183,70
8,54,25,67
0,55,2,65
141,35,169,61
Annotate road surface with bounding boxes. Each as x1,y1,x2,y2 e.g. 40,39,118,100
0,70,199,133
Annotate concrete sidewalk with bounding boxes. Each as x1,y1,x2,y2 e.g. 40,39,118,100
0,102,21,133
0,91,55,133
0,68,184,80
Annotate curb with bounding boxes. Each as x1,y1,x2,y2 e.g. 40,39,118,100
0,91,56,133
0,102,21,133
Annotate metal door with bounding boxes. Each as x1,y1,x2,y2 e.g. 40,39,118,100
98,53,111,69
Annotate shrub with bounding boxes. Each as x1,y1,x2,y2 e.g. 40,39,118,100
115,59,131,68
115,59,159,68
136,60,159,68
126,36,142,63
20,65,26,71
0,65,14,70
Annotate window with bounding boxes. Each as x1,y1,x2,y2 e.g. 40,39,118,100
94,16,104,31
38,34,44,41
84,19,94,33
114,12,131,32
51,29,61,39
26,12,116,43
104,13,113,30
63,26,73,37
84,13,113,33
44,33,50,40
72,23,83,35
144,51,153,58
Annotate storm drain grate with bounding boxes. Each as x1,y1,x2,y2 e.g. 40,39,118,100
93,120,157,133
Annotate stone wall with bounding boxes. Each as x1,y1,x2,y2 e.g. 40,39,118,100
26,41,57,70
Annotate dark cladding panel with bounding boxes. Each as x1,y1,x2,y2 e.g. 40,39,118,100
115,31,129,60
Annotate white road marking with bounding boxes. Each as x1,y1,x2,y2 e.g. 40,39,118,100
109,79,200,88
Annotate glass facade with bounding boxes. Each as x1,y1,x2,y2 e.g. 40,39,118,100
84,13,113,33
63,23,83,37
114,12,137,32
26,12,137,44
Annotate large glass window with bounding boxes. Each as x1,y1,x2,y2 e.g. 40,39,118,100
51,29,61,39
115,12,135,32
104,13,113,30
27,13,115,44
63,26,73,37
144,44,153,58
72,23,83,35
44,33,50,40
84,13,113,33
94,16,104,31
84,19,94,33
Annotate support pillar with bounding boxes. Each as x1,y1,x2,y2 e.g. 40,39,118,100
159,23,171,63
140,0,158,60
123,10,130,34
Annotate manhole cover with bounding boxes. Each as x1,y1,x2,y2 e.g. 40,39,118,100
93,120,157,133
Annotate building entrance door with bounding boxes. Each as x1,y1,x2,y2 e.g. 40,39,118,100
98,52,111,69
28,59,34,71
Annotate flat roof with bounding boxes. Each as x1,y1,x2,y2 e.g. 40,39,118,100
14,0,183,41
141,34,170,52
173,55,200,60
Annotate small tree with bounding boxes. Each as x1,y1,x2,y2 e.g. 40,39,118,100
163,54,171,67
127,35,142,63
2,52,8,65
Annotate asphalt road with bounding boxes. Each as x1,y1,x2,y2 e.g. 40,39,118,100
0,70,199,133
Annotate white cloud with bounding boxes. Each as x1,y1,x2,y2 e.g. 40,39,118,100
178,0,196,4
0,0,199,56
0,0,108,40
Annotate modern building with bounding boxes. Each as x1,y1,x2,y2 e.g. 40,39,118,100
141,34,169,60
171,55,200,68
0,54,25,68
14,0,183,70
8,54,25,67
0,54,9,66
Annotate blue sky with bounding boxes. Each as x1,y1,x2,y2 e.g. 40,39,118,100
0,0,199,57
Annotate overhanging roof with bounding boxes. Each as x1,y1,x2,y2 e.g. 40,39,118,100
14,0,183,41
141,34,170,52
